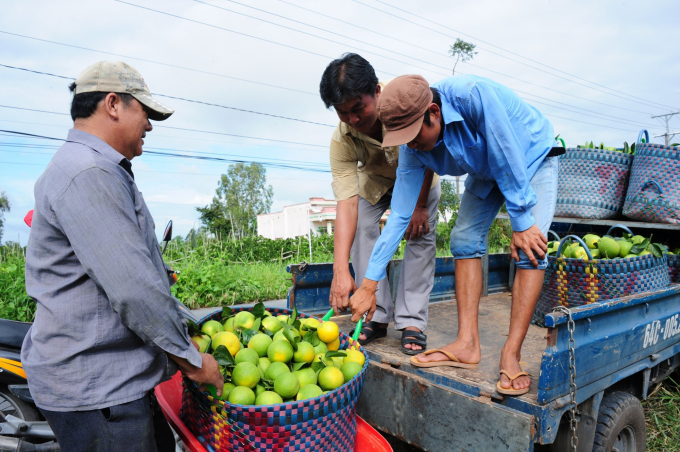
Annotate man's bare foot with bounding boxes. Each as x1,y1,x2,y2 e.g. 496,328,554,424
359,322,387,341
499,348,531,391
413,338,481,364
403,326,424,351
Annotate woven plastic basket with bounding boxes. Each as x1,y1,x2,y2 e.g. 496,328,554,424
533,227,670,327
668,254,680,284
623,130,680,223
554,144,633,219
180,307,368,452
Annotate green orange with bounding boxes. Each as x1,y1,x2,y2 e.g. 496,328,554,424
232,362,260,389
268,340,294,363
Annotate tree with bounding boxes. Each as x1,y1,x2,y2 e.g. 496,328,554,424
437,179,460,223
448,38,478,75
0,191,9,243
197,200,232,240
197,163,273,239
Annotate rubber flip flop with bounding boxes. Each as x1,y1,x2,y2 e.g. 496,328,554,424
358,321,387,346
410,349,479,369
401,330,427,356
496,370,531,396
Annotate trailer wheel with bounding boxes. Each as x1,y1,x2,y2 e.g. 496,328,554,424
592,391,645,452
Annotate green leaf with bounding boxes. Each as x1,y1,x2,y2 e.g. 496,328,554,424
650,243,666,258
187,320,200,337
292,362,307,371
241,328,259,345
303,332,315,344
252,317,261,332
631,237,651,255
213,345,235,366
302,325,318,333
284,329,299,351
325,351,347,359
263,328,275,337
252,302,266,318
221,306,232,320
311,361,326,373
291,307,298,322
292,319,302,331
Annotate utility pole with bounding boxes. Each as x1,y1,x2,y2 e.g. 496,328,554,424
651,111,680,145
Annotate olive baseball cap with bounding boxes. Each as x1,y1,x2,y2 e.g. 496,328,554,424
73,61,174,121
377,75,432,147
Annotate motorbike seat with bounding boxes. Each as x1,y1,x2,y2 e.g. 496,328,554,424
0,319,31,350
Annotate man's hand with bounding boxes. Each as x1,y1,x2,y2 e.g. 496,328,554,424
510,224,548,268
173,350,224,397
404,206,429,240
330,269,358,315
349,279,378,322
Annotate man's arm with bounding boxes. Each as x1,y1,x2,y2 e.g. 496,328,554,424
54,167,223,393
328,132,361,314
404,169,434,240
329,196,359,314
347,147,427,321
469,83,547,266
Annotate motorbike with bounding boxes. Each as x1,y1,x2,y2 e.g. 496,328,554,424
0,219,186,451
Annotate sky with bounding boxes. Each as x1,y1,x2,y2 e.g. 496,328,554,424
1,0,679,245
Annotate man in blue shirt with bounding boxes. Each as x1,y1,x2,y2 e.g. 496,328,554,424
346,74,560,395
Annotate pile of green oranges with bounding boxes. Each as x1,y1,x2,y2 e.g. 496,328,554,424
190,304,365,406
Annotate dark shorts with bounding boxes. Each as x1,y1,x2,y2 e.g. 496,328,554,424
39,391,175,452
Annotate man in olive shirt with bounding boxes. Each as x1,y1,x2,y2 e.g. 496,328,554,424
319,53,440,354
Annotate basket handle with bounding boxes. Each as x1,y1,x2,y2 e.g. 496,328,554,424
605,224,634,238
639,180,663,195
556,235,593,259
637,129,649,144
556,137,566,148
548,230,561,242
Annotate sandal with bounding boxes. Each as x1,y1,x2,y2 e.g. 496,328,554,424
358,321,387,346
496,370,531,396
410,349,479,369
401,330,427,355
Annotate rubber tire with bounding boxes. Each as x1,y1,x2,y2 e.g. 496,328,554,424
0,386,41,421
592,391,646,452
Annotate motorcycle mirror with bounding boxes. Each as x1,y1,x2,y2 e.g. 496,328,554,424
161,220,172,255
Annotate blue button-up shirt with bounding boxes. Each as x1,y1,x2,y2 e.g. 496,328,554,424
365,75,555,281
22,129,202,411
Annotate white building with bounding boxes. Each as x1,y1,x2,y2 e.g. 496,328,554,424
257,197,390,240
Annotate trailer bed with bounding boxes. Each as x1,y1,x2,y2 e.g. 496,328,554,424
335,292,546,404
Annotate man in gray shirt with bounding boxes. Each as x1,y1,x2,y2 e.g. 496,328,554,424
22,61,223,452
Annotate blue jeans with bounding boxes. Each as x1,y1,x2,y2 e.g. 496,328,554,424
39,391,175,452
450,156,559,270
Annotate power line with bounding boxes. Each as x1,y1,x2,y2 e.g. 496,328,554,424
0,30,317,96
0,159,329,181
0,129,332,173
364,0,678,111
112,0,396,79
0,63,334,128
130,1,660,117
0,104,329,148
197,0,449,74
275,0,668,113
189,0,663,116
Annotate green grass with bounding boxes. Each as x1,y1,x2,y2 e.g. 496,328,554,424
645,377,680,451
0,244,34,322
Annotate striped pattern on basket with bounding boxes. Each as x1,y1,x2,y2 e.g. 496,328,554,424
533,254,670,327
555,148,633,220
180,307,367,451
623,143,680,224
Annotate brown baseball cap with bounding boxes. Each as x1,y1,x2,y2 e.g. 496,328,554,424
378,75,432,147
74,61,174,121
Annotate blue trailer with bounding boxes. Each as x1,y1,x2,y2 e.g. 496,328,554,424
286,218,680,451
